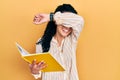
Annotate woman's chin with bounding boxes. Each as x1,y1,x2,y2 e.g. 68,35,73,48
61,34,69,37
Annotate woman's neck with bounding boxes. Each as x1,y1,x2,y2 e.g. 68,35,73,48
54,34,65,47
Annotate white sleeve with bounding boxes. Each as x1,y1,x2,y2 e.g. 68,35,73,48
54,12,84,42
32,71,42,79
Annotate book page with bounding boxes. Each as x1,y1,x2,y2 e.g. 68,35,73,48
15,42,30,56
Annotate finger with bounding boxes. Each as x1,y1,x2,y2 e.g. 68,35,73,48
33,21,40,25
33,18,43,25
32,59,37,65
38,16,42,22
34,19,46,24
34,14,40,18
39,62,47,69
33,17,36,22
33,18,38,23
33,21,42,25
35,16,38,18
38,61,44,67
41,64,48,69
33,15,40,21
29,64,32,68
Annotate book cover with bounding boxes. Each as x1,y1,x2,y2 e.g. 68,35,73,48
15,42,65,72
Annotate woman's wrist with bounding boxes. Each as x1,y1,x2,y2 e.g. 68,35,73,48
32,71,42,79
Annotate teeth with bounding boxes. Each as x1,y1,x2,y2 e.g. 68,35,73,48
63,29,68,32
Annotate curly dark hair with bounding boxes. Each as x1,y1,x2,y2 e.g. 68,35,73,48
36,4,78,52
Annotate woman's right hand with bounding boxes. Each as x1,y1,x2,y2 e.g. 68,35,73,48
29,59,47,74
33,13,50,25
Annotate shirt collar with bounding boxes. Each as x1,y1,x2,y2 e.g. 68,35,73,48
51,37,65,47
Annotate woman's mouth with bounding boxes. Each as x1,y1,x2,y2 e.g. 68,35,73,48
62,28,69,33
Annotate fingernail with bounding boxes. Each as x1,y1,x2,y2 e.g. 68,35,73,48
41,60,44,62
41,62,44,64
34,59,36,61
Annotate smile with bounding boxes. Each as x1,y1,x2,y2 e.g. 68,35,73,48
62,29,69,33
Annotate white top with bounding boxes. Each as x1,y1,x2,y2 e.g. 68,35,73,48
33,12,84,80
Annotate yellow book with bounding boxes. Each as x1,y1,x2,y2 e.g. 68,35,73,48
15,42,65,72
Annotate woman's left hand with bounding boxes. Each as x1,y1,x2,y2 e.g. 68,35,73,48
29,59,47,74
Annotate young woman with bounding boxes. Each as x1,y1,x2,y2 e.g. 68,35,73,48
29,4,84,80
